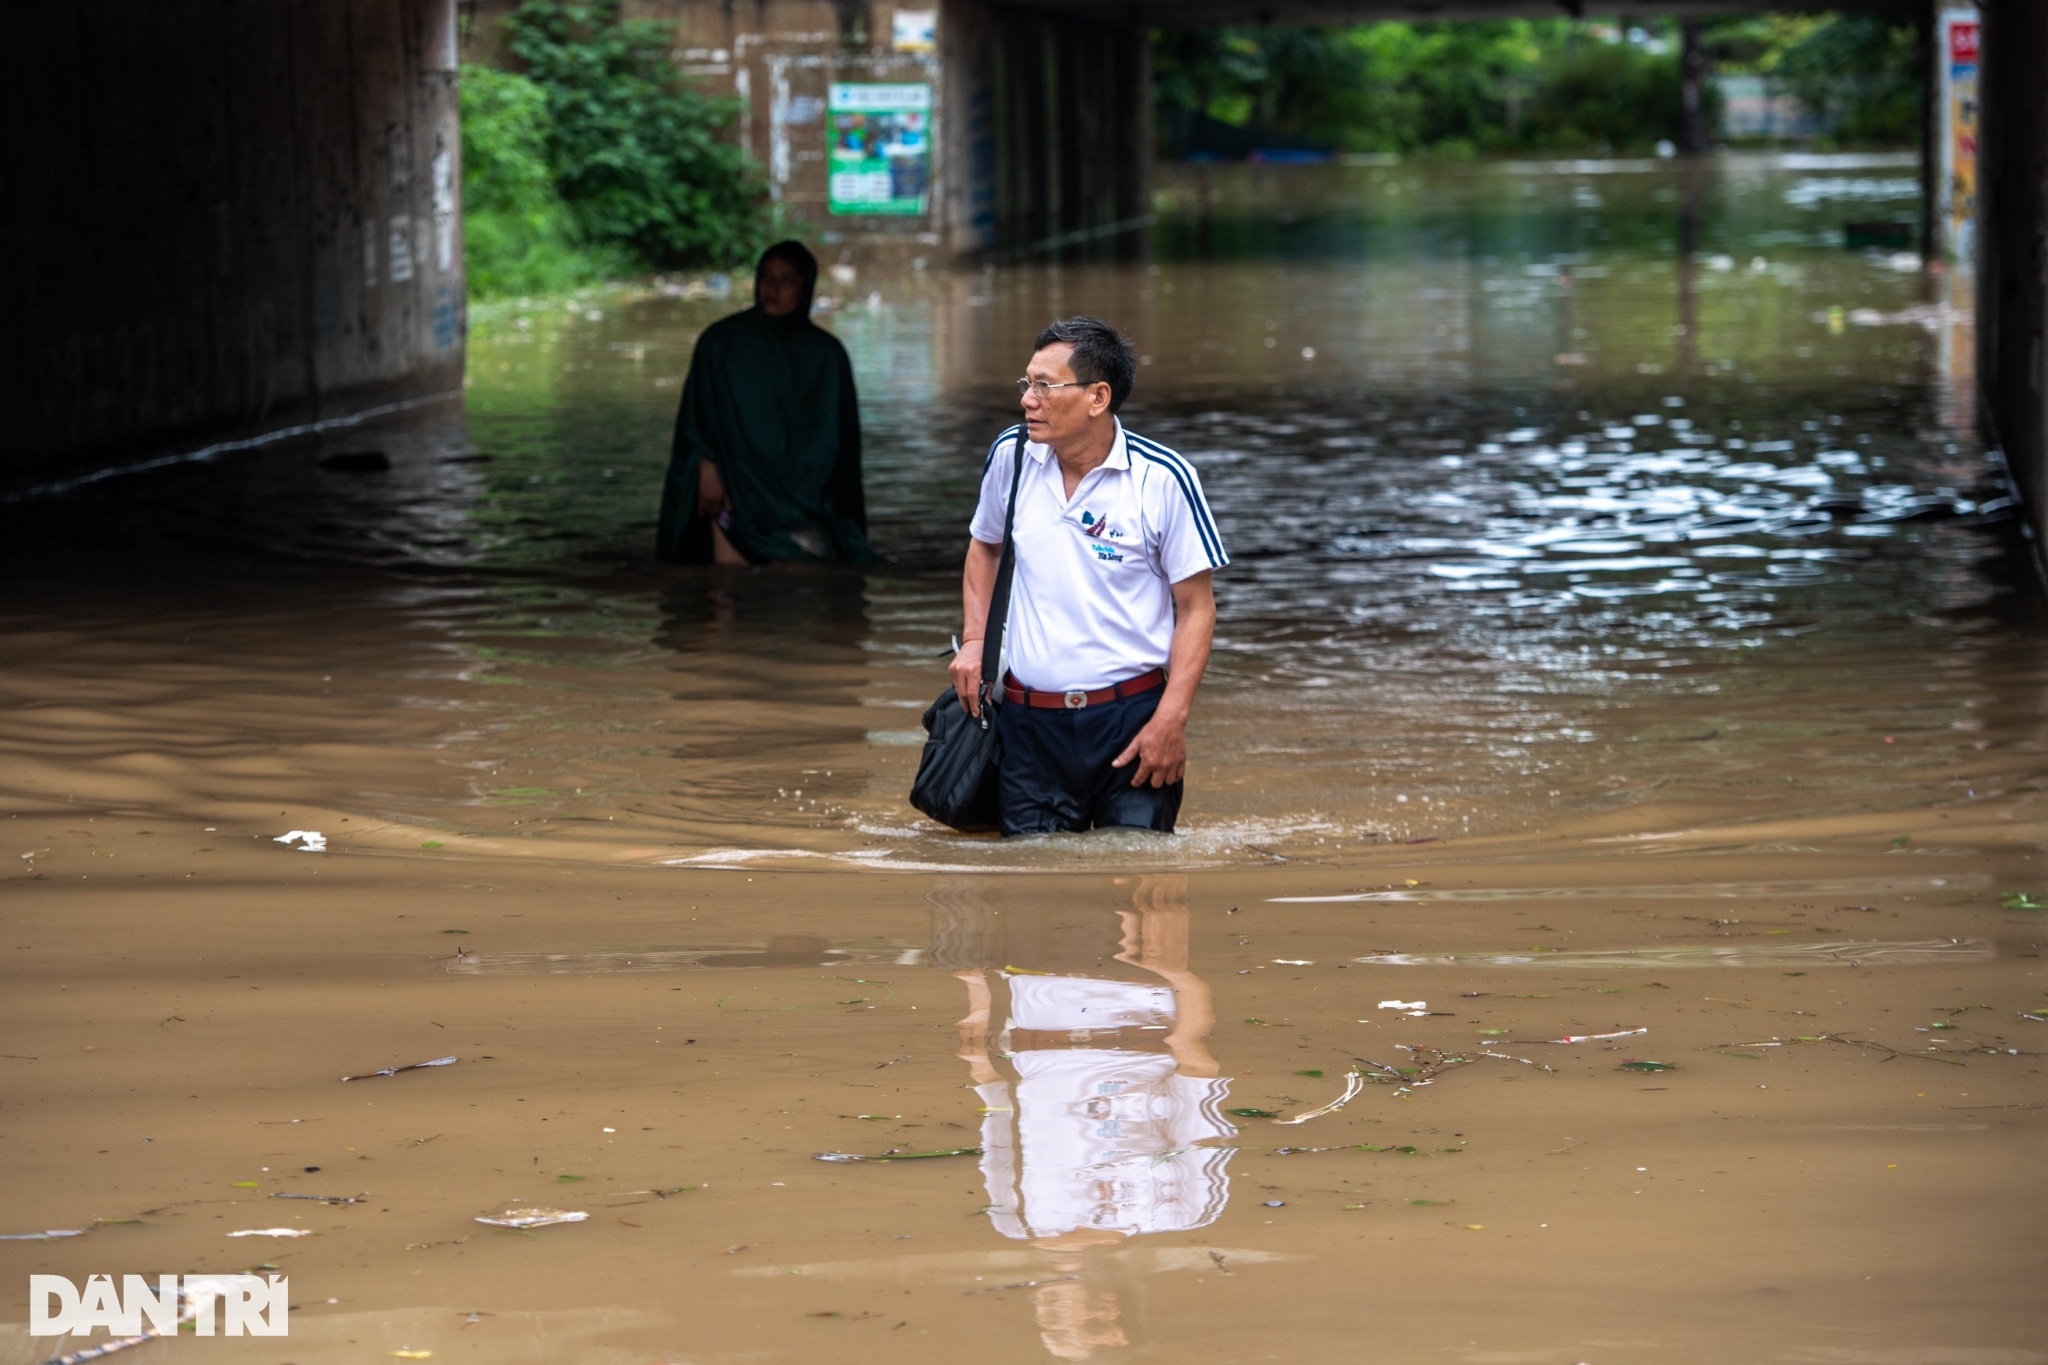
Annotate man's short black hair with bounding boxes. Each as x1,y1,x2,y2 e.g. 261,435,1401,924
1034,316,1138,413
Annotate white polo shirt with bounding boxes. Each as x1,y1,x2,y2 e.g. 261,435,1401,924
969,420,1227,691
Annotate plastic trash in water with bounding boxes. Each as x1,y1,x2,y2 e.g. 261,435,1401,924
0,1228,84,1240
341,1055,456,1082
1378,1000,1426,1011
1273,1071,1367,1125
475,1208,588,1229
274,830,326,852
226,1228,314,1238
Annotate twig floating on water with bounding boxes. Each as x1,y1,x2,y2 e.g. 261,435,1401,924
270,1192,363,1205
1513,1028,1649,1045
341,1056,457,1082
813,1147,981,1163
968,1275,1077,1295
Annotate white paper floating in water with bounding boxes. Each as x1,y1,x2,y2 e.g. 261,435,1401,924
0,1229,84,1241
226,1228,314,1238
1378,1000,1427,1011
475,1208,588,1229
274,830,326,852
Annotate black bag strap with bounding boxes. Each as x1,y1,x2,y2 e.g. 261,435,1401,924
977,425,1029,709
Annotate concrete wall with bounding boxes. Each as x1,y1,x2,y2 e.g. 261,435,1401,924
464,0,1146,260
1977,0,2048,570
1,0,465,483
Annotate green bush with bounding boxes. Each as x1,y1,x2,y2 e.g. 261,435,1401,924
504,0,769,269
459,64,625,297
1773,16,1920,147
1518,38,1685,153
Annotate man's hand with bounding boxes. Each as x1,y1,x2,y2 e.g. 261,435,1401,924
1113,707,1188,787
949,638,986,717
696,459,727,517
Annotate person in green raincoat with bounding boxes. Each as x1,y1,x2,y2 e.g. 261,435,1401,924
655,241,879,565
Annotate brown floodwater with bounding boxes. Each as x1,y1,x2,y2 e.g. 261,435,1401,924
3,153,2045,1364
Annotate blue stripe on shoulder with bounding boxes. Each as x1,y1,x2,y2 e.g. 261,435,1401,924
1128,436,1225,566
984,424,1024,473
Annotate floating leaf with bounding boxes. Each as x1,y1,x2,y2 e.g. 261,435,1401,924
420,841,444,850
1243,1018,1268,1026
441,929,468,935
554,1174,588,1183
1294,1069,1325,1078
1226,1107,1280,1119
1409,1199,1453,1207
1889,835,1908,848
2002,892,2044,911
1619,1060,1676,1073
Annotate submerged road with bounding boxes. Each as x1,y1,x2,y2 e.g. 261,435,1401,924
1,154,2043,1364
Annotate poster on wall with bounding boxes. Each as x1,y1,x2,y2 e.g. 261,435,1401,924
827,83,931,216
1939,7,1979,267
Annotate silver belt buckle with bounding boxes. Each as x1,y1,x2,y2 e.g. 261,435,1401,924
1063,689,1088,709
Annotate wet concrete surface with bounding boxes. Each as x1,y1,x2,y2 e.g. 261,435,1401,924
2,153,2044,1363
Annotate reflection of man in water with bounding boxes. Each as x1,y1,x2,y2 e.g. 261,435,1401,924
934,878,1232,1360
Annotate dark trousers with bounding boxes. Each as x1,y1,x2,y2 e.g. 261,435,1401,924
993,687,1183,837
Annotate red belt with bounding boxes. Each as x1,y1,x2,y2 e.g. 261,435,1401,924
1003,668,1165,710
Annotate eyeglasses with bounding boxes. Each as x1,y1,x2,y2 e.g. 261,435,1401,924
1016,378,1092,397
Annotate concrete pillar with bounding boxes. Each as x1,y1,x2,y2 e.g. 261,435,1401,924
959,1,1149,257
0,0,465,484
1976,0,2048,572
1679,20,1709,157
1920,3,1941,261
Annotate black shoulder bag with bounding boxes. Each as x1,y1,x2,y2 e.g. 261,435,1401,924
910,428,1027,832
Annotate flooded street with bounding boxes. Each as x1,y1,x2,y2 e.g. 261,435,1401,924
3,153,2045,1364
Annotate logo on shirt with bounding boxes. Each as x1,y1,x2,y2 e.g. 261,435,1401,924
1090,542,1125,564
1078,510,1124,541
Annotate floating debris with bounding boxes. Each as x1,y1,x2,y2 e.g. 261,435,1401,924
270,1192,363,1205
273,830,326,853
475,1208,588,1229
226,1228,314,1238
1618,1060,1677,1073
1273,1071,1367,1125
1349,941,1992,969
341,1055,456,1082
1518,1028,1650,1045
1378,1000,1427,1011
0,1228,83,1241
812,1147,980,1163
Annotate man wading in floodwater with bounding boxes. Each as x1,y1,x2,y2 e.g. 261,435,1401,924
951,317,1227,836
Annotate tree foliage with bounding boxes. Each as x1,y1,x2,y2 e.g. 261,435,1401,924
1768,16,1921,146
1155,15,1917,158
460,64,625,296
501,0,768,269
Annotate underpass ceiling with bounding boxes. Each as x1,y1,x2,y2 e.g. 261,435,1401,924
1008,0,1917,29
